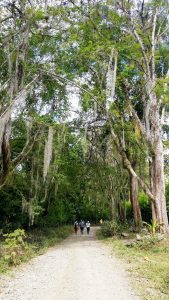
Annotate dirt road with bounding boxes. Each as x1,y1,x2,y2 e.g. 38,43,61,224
0,227,139,300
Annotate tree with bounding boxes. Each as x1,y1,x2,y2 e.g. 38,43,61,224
66,0,169,232
0,0,169,233
115,0,169,232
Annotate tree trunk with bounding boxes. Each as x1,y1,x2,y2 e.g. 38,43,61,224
0,120,11,185
129,172,142,228
150,140,169,233
148,88,169,233
111,194,116,220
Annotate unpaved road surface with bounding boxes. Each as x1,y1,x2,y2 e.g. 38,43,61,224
0,228,139,300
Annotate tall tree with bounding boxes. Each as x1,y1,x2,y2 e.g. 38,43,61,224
66,0,169,232
115,0,169,232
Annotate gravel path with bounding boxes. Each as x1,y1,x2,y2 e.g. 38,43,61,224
0,227,139,300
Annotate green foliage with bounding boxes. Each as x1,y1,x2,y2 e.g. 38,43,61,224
100,221,121,237
126,192,151,223
4,229,26,246
108,237,169,299
125,200,133,222
138,192,151,222
3,229,27,265
133,236,161,250
0,0,169,236
0,186,27,231
0,226,72,273
143,220,159,236
27,226,72,249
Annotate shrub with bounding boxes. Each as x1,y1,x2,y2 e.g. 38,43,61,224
125,201,133,222
125,192,151,224
143,220,159,235
101,221,121,237
133,235,159,250
139,192,151,222
3,229,27,265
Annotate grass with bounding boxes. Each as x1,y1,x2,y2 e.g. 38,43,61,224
101,233,169,300
0,226,72,274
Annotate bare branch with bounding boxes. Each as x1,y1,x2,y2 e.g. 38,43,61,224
151,9,157,80
0,80,9,93
12,128,41,167
0,75,39,120
42,69,98,103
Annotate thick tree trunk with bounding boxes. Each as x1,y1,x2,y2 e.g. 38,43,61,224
129,173,142,228
0,121,11,185
148,91,169,233
117,2,169,233
150,140,169,233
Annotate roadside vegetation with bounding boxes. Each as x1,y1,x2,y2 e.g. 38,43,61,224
0,226,72,274
98,224,169,300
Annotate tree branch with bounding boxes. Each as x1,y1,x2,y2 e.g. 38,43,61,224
151,9,157,80
109,118,156,204
12,129,41,167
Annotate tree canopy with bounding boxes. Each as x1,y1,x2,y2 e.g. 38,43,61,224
0,0,169,233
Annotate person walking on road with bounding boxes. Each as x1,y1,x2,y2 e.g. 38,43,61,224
100,219,103,225
86,221,91,235
79,220,85,234
74,221,79,235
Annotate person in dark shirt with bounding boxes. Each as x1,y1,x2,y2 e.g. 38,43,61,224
79,220,85,234
74,221,79,234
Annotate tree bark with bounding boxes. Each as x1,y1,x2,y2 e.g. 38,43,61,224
150,134,169,233
0,121,11,185
119,0,169,233
146,78,169,233
129,172,142,228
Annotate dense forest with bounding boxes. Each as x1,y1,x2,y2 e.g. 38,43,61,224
0,0,169,233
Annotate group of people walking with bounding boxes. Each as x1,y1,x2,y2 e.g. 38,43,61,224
74,220,91,235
